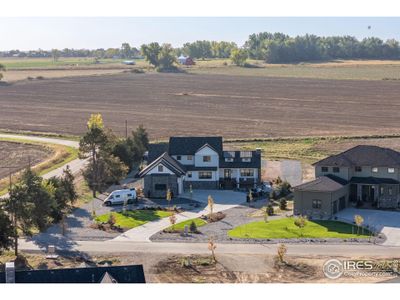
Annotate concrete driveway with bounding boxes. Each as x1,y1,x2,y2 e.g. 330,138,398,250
335,208,400,246
181,189,247,205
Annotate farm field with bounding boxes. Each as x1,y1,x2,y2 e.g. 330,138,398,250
0,72,399,139
0,140,52,179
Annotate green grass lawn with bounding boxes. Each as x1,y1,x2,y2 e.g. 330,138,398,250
228,218,371,239
166,218,207,232
95,210,173,229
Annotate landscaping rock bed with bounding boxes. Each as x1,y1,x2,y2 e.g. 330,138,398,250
150,205,385,245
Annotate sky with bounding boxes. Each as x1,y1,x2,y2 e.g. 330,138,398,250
1,17,400,50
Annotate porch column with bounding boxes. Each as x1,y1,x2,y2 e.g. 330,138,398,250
357,184,362,201
373,185,379,207
236,169,240,189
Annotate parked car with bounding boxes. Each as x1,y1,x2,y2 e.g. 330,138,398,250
103,188,137,206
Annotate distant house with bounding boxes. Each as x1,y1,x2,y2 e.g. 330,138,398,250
294,145,400,218
139,136,261,198
0,262,146,283
177,55,195,66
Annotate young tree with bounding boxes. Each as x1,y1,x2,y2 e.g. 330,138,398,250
189,220,197,233
169,214,177,231
0,63,6,81
230,48,248,66
157,44,177,71
354,214,364,235
248,189,254,206
276,243,287,264
166,188,172,208
208,195,214,220
208,237,217,262
0,209,14,253
107,213,116,226
294,215,308,237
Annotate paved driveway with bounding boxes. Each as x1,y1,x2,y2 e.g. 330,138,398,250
335,208,400,246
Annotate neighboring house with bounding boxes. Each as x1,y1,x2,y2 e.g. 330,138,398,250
294,145,400,218
0,262,146,283
138,136,261,198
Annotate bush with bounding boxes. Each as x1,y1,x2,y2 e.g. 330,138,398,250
279,198,287,210
107,213,116,226
266,204,274,216
189,221,198,233
280,181,292,197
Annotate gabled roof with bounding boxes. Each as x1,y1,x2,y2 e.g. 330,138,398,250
294,175,348,192
100,271,118,283
147,143,169,163
138,152,186,177
168,136,223,155
195,143,219,154
314,145,400,167
0,265,145,283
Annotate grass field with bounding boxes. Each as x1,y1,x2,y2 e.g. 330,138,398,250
166,218,207,232
95,210,173,229
228,218,371,239
0,137,79,195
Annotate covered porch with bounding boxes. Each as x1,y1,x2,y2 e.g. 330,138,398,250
349,177,400,208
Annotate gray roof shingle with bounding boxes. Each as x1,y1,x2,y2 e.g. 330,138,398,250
168,136,223,155
314,145,400,167
294,175,348,192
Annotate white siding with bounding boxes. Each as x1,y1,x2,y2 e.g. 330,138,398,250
146,163,175,175
194,146,219,167
172,155,194,165
219,168,258,179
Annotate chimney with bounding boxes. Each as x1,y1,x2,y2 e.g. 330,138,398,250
5,262,15,283
256,148,262,154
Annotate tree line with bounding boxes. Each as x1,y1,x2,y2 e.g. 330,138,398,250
0,114,149,256
1,32,399,64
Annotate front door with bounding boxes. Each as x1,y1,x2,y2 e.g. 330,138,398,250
361,185,374,202
224,169,232,179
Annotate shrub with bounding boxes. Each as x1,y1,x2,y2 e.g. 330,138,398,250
279,198,287,210
107,213,116,226
189,221,198,233
280,181,292,196
266,204,274,216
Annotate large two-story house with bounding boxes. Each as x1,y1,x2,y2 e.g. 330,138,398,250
138,136,261,198
294,145,400,218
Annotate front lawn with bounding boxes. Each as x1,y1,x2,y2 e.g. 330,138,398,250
228,218,371,239
166,218,207,232
95,210,173,229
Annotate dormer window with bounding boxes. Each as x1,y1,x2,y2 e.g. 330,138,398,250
388,168,395,173
355,166,362,172
372,167,378,173
176,155,181,161
158,165,164,172
240,151,252,158
225,158,233,162
242,158,251,162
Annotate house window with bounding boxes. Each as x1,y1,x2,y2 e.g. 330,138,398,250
154,184,166,191
388,168,395,173
199,171,212,179
187,155,193,160
240,151,252,158
240,169,254,177
355,166,362,172
312,199,322,209
242,158,251,162
372,167,378,173
176,155,181,161
225,158,233,162
158,165,164,172
203,156,211,162
321,166,328,172
333,167,340,173
389,187,393,196
187,171,192,178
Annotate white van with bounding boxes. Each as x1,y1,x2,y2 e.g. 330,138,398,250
103,188,137,206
